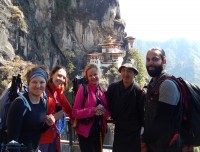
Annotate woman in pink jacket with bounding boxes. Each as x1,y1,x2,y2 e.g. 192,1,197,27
72,64,110,152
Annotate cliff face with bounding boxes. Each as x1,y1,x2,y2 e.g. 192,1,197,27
0,0,125,92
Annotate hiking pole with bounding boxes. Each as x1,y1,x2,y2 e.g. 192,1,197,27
100,131,103,152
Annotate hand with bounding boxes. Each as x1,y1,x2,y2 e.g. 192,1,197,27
53,110,64,120
95,104,105,116
45,114,55,126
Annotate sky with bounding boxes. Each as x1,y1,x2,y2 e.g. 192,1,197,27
119,0,200,41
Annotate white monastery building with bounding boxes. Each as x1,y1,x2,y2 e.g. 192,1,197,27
87,36,127,72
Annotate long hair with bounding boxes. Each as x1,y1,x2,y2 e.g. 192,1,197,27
84,64,99,80
48,65,68,90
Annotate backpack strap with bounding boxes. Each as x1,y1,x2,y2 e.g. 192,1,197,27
81,83,88,108
155,75,184,120
42,90,48,114
16,93,31,116
20,86,48,114
158,75,185,147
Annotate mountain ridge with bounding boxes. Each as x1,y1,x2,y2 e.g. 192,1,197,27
134,38,200,85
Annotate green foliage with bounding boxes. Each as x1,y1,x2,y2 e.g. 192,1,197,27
64,89,73,104
65,50,75,74
99,78,109,91
66,50,75,58
8,6,27,32
128,48,148,87
101,64,120,84
66,61,75,74
100,49,147,87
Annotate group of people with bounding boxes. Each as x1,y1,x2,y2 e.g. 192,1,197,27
5,47,191,152
7,65,72,152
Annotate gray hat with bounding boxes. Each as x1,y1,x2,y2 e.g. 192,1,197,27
118,62,139,75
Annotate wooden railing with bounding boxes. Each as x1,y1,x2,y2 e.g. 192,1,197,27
60,117,114,150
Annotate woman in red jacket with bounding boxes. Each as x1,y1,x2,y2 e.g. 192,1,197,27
39,65,72,152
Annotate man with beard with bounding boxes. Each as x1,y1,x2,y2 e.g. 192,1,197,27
106,60,145,152
141,47,183,152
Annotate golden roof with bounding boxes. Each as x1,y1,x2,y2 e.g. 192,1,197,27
98,35,122,47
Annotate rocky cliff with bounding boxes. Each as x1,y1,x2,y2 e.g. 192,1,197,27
0,0,125,92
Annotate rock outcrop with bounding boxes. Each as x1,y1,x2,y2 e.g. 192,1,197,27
0,0,125,93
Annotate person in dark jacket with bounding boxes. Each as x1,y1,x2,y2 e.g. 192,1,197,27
106,60,145,152
141,47,187,152
7,65,54,152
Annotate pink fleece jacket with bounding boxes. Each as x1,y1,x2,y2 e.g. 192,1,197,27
72,82,110,137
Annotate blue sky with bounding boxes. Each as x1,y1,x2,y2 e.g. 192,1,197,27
119,0,200,41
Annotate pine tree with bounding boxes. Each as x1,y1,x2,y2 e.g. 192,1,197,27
128,48,148,87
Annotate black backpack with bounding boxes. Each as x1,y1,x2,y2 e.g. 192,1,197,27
0,74,23,144
72,76,88,102
71,76,88,127
157,75,200,146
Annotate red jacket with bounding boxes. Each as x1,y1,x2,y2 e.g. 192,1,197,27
40,83,72,144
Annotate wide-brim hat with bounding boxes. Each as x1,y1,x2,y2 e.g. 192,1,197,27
118,62,139,75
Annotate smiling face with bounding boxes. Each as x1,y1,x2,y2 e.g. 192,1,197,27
51,68,67,88
146,49,166,78
29,76,46,96
86,67,99,85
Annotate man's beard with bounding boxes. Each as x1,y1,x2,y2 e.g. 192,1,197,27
147,64,164,77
